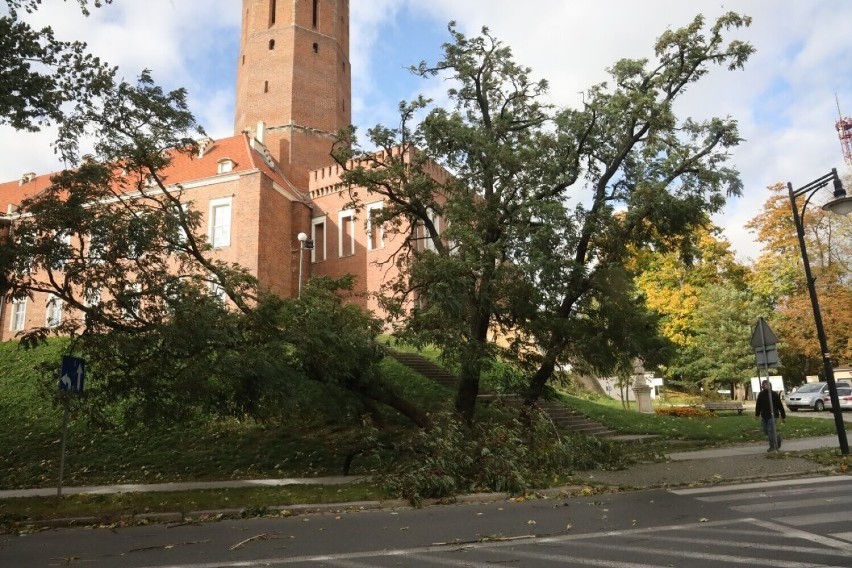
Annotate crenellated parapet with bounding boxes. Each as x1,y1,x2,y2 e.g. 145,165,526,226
308,145,451,200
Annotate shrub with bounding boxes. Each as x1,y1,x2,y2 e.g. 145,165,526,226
655,406,714,418
379,405,632,505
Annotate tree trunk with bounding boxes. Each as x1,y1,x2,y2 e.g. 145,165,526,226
455,363,480,424
454,310,491,423
525,349,557,404
355,383,430,429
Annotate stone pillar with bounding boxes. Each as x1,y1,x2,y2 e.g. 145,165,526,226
632,360,654,414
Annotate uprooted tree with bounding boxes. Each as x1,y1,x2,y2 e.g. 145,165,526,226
333,13,754,422
0,2,430,429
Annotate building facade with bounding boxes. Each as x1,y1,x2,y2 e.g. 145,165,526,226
0,0,437,341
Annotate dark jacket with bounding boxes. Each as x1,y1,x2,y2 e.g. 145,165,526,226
755,389,786,420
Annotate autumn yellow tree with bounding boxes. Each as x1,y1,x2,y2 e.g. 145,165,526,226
747,182,852,384
633,224,752,391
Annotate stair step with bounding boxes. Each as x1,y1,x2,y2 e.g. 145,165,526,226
388,350,616,437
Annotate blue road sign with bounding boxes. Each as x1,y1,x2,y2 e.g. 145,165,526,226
59,356,85,393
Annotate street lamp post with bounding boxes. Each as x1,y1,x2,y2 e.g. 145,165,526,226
787,168,852,455
297,232,307,297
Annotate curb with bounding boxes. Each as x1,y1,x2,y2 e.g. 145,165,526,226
6,472,839,533
2,488,590,532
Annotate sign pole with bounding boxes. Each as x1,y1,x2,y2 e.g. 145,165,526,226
752,317,781,450
56,355,86,497
57,396,70,497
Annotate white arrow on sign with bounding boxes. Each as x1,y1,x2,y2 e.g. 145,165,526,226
60,373,71,389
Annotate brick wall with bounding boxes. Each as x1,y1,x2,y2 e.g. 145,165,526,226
234,0,350,189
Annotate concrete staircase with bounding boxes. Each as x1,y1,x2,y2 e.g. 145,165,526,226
388,351,459,389
387,350,617,438
478,394,617,438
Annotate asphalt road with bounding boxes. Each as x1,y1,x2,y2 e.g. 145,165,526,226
3,475,850,567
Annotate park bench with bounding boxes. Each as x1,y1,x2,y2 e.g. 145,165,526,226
703,401,744,415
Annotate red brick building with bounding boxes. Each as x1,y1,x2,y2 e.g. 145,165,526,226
0,0,441,340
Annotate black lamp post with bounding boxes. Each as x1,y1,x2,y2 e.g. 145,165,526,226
787,168,852,455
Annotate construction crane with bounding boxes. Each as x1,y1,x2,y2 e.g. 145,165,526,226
836,94,852,165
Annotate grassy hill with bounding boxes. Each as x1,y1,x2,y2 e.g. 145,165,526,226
0,339,845,527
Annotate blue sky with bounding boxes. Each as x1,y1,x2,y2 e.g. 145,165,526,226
3,1,852,262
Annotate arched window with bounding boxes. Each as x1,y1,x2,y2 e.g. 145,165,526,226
268,39,275,50
312,0,318,28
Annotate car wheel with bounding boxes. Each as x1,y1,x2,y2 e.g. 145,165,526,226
814,400,825,412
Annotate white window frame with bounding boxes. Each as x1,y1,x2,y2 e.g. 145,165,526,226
52,232,72,270
11,298,26,331
122,282,142,320
172,202,191,247
208,276,227,304
338,209,355,258
209,196,233,249
366,202,384,251
84,287,101,308
311,216,327,263
87,231,107,265
46,295,62,327
424,208,441,252
217,158,235,174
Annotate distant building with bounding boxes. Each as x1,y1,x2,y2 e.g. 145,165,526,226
0,0,444,340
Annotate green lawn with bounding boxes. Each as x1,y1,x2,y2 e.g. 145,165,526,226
562,393,841,443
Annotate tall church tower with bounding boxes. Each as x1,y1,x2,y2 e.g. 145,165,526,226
234,0,351,189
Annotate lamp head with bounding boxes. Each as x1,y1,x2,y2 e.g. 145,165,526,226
832,173,845,199
823,171,852,216
297,232,308,242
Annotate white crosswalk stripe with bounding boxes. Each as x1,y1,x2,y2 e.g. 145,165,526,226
670,476,852,551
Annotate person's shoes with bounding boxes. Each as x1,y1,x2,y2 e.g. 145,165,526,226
767,448,776,452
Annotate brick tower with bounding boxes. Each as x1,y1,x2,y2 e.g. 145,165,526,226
234,0,351,190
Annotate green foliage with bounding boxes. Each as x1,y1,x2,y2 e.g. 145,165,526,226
0,337,450,491
379,406,631,505
63,276,419,427
335,14,755,421
670,283,764,390
1,1,115,133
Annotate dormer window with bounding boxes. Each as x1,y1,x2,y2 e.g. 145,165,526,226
19,172,36,186
217,158,235,174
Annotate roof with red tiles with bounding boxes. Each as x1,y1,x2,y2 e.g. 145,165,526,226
0,134,307,213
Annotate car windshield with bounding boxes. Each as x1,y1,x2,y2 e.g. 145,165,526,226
796,384,823,393
837,388,852,396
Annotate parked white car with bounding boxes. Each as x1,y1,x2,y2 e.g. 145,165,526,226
821,387,852,411
786,381,851,411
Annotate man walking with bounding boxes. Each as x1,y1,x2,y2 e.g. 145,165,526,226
755,379,786,452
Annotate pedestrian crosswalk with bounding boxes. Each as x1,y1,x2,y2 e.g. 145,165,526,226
671,475,852,547
308,477,852,568
189,477,851,567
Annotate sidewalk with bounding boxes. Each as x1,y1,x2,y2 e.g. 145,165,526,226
1,435,846,501
573,433,849,489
